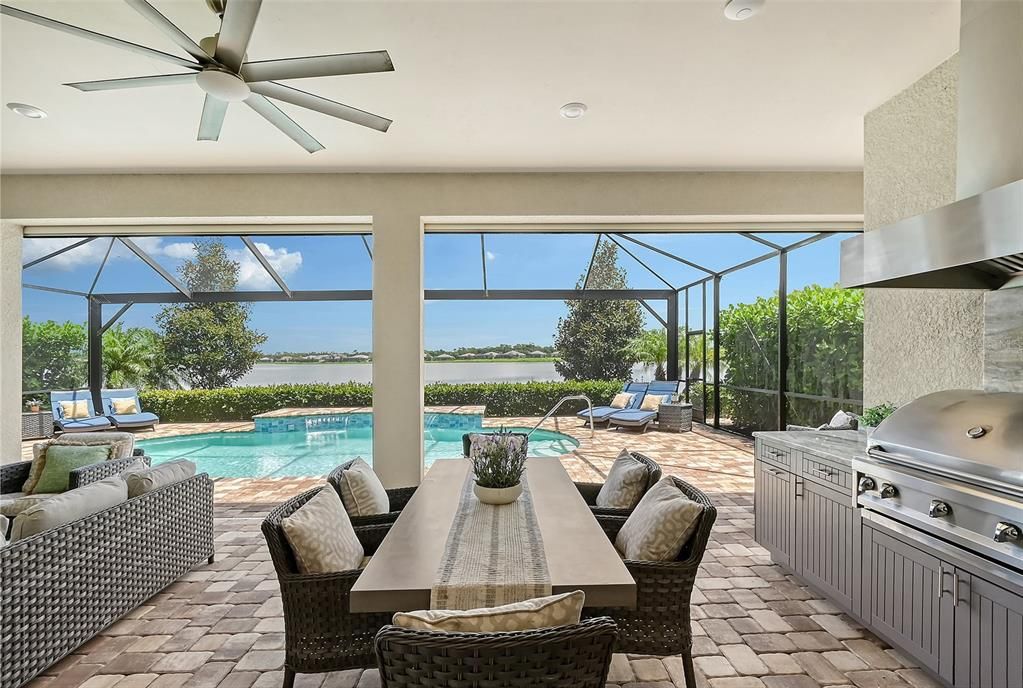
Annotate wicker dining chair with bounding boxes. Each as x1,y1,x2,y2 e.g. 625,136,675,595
574,451,662,517
326,459,417,526
374,617,620,688
262,487,396,688
583,476,716,688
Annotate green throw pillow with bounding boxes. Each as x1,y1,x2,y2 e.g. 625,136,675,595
32,445,109,494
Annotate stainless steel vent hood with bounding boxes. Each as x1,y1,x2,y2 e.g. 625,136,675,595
841,0,1023,290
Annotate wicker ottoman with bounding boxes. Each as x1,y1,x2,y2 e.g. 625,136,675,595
658,402,693,432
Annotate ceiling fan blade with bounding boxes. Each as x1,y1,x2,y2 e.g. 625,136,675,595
124,0,211,64
215,0,262,73
244,94,324,154
65,73,196,92
0,3,199,70
249,81,391,133
240,50,393,82
197,95,228,141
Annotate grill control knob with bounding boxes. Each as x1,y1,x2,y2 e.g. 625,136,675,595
879,483,898,499
857,476,876,493
994,522,1022,543
928,500,951,518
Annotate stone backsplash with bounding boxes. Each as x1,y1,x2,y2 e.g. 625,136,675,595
984,288,1023,393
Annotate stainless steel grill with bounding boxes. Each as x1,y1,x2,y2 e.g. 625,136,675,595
853,390,1023,572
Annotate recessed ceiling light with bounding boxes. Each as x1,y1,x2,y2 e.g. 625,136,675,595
560,102,588,119
6,102,47,119
724,0,765,21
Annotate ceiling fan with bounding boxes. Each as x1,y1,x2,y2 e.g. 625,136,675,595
0,0,394,152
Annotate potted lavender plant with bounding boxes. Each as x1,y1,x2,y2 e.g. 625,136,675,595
471,430,528,505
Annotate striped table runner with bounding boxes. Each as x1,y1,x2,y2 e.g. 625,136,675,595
430,469,551,610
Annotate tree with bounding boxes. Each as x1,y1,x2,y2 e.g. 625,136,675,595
553,242,643,380
156,239,266,389
22,317,87,391
628,328,668,380
102,325,178,390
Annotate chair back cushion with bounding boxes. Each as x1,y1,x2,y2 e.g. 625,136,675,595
393,590,585,633
55,431,136,459
615,477,704,561
124,460,196,498
336,458,390,517
11,475,128,541
595,450,649,509
32,445,109,494
282,486,364,573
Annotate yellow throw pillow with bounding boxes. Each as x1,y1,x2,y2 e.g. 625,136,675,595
640,394,666,412
59,400,91,420
111,398,139,415
609,393,633,409
392,591,585,633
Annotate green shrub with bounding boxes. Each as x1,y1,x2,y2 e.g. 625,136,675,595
141,380,624,422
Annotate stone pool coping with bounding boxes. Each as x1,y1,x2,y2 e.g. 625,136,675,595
253,404,486,418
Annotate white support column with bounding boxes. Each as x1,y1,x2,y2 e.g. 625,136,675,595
0,224,23,461
371,212,424,487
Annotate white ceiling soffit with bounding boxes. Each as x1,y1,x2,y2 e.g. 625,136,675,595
0,0,959,173
423,215,864,233
20,217,373,236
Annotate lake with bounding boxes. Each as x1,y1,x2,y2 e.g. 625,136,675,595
238,361,652,385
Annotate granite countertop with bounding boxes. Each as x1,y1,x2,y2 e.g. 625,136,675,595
753,429,867,466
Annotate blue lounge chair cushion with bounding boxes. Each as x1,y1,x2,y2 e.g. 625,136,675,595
578,382,649,420
577,406,621,421
57,416,113,432
609,409,658,426
109,412,160,427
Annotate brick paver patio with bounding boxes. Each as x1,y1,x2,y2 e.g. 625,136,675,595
18,417,936,688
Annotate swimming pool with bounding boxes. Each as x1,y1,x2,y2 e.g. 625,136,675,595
136,421,579,478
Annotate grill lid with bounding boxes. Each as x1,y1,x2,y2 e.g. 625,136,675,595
868,390,1023,490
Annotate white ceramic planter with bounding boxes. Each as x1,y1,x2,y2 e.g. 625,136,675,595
473,482,523,505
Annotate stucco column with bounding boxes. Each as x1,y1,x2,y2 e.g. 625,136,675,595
371,212,424,487
0,224,23,461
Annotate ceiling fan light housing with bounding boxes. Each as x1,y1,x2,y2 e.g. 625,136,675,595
724,0,765,21
196,68,250,102
560,102,588,119
6,102,47,119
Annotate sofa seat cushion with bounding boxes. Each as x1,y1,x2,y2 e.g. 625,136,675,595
0,492,53,517
615,477,703,562
124,460,196,498
33,445,109,494
336,458,390,517
10,475,128,541
392,590,586,633
282,487,365,573
595,449,649,509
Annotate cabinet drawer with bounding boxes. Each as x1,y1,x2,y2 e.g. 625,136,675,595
801,453,853,494
756,438,793,470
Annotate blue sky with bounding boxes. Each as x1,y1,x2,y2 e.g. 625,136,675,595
21,232,853,352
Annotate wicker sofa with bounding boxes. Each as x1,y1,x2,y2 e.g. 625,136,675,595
0,467,215,688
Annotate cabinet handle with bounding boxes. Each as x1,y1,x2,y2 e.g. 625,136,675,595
937,565,950,599
811,467,835,478
795,478,803,498
953,571,963,607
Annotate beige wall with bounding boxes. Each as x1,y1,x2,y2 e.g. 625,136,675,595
1,171,863,482
862,56,986,407
0,225,23,462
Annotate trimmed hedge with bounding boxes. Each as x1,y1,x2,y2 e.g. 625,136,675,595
140,380,623,423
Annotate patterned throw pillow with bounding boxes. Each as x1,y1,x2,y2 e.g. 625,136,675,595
392,590,585,633
32,445,110,494
609,393,634,409
615,477,704,562
111,398,140,414
59,400,91,420
282,487,365,573
337,458,390,517
21,443,51,493
595,449,649,509
639,394,667,412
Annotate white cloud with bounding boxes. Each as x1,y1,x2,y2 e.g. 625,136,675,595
485,250,497,262
230,242,303,289
161,241,197,259
22,238,110,270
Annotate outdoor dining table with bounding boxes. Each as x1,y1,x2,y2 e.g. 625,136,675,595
350,457,637,613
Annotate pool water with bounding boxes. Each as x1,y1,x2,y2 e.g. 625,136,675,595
137,426,579,478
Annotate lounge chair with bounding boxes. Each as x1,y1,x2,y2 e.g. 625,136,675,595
101,388,160,430
576,382,648,426
50,390,112,434
607,380,680,432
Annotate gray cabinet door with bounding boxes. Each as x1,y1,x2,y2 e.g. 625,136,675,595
794,479,855,611
955,570,1023,688
861,523,954,683
754,459,793,567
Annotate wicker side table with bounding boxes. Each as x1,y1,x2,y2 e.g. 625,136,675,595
21,411,54,440
658,402,693,433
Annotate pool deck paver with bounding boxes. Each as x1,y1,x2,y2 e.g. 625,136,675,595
15,417,923,688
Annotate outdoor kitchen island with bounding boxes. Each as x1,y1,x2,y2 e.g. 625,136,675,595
753,392,1023,688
